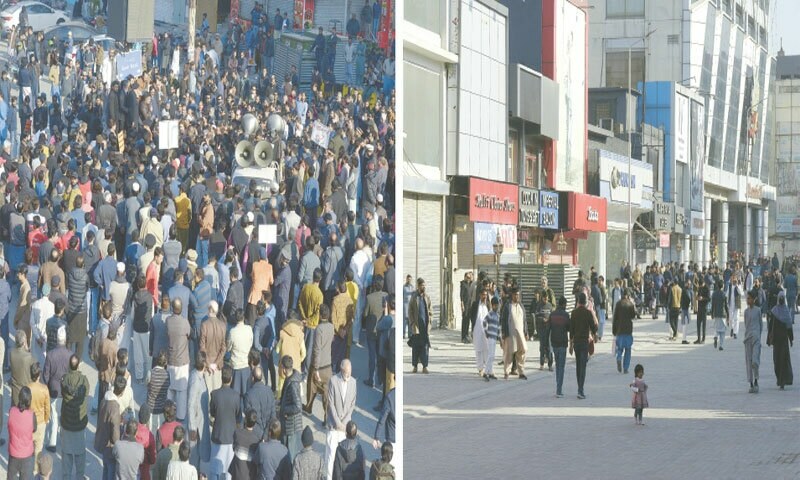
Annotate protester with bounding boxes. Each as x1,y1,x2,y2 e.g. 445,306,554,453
0,13,394,478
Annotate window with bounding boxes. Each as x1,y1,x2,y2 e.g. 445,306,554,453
523,140,541,188
722,0,732,15
605,50,645,89
606,0,645,19
405,0,442,36
748,15,755,37
404,60,443,170
736,5,744,27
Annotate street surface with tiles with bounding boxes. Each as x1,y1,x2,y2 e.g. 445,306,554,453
404,311,800,479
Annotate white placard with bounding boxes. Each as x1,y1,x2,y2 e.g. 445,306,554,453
115,49,143,81
158,120,180,150
310,121,331,149
258,224,277,245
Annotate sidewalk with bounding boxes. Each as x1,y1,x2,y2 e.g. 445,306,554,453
404,313,800,479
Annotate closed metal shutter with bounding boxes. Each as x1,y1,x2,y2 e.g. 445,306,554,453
312,0,351,32
240,0,257,20
267,0,294,23
404,193,443,329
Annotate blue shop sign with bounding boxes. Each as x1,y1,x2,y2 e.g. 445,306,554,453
539,191,559,229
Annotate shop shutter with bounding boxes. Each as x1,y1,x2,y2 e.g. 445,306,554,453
404,194,443,329
417,196,443,328
240,0,257,20
312,0,350,32
498,264,581,309
267,0,294,23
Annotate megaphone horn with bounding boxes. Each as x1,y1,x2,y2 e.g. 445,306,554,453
235,140,254,167
254,141,273,167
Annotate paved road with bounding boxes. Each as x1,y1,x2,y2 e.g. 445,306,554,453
404,311,800,479
0,338,385,478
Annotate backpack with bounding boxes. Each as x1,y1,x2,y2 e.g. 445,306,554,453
373,461,395,480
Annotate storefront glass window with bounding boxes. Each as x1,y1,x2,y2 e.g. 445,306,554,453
404,59,443,171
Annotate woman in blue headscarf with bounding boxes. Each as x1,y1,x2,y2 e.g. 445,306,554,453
768,291,794,390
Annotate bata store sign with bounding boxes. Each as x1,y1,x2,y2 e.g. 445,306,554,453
469,178,519,225
567,192,607,232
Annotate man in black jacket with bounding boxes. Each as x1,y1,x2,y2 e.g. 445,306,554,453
210,365,241,479
32,95,48,133
244,366,275,441
66,255,89,360
460,272,476,343
612,291,636,374
279,355,304,461
60,355,89,480
548,296,570,397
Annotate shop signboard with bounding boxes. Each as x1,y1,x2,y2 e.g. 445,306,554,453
674,206,688,234
654,201,674,232
567,192,607,232
539,191,560,229
690,211,704,237
474,222,518,255
469,178,519,225
518,187,540,227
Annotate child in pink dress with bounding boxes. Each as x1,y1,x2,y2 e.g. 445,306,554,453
630,363,649,425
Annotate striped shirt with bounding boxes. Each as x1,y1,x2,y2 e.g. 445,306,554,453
485,311,500,341
147,366,170,415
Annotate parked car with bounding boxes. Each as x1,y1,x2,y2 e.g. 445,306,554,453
42,20,96,45
85,34,125,53
1,1,69,32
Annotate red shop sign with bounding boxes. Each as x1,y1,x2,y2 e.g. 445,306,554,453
468,177,519,225
567,192,608,232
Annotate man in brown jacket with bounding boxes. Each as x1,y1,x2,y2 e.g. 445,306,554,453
39,249,66,294
96,325,119,406
407,278,432,374
331,282,354,372
248,249,274,324
569,292,598,400
28,361,50,462
197,193,214,268
199,300,226,393
95,375,126,480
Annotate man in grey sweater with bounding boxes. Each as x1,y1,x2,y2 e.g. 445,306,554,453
113,419,145,479
743,291,763,393
304,304,334,420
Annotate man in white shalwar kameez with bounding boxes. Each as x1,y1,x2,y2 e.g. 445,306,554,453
30,284,54,366
727,276,744,339
502,289,528,380
472,289,490,377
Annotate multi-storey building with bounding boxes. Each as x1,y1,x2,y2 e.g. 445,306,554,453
587,0,777,266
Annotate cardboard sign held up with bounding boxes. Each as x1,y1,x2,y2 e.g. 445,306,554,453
258,224,277,245
311,121,331,149
159,120,180,150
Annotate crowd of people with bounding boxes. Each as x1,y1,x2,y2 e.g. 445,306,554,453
409,254,796,401
0,5,397,479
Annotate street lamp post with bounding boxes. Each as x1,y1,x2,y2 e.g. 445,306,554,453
628,28,657,270
493,232,504,286
783,239,787,263
555,231,568,265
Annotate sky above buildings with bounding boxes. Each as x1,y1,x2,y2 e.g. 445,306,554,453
776,0,800,55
